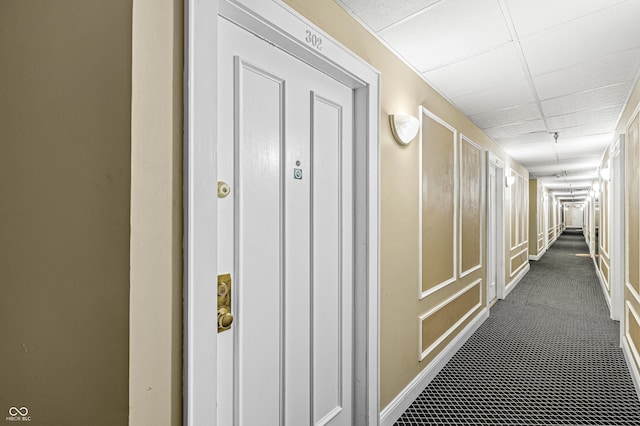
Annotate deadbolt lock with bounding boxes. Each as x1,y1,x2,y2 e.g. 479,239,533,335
218,181,231,198
217,274,234,332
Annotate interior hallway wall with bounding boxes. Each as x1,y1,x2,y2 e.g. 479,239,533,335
616,77,640,382
283,0,529,410
129,0,183,424
528,179,546,257
0,1,132,424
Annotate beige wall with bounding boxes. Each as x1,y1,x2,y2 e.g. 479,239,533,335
0,1,132,424
129,0,183,425
621,79,640,375
508,169,529,278
284,0,529,410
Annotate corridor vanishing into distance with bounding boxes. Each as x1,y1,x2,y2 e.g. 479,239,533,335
396,229,640,425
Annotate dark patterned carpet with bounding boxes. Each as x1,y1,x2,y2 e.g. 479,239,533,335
396,229,640,425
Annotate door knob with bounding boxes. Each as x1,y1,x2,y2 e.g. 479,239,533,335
218,274,233,332
218,307,234,329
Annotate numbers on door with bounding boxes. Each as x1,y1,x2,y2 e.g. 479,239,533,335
305,30,323,51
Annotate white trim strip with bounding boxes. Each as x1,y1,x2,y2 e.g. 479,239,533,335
627,282,640,306
419,107,458,300
595,264,611,313
459,134,484,279
503,263,530,299
380,307,489,426
418,279,483,361
624,302,640,386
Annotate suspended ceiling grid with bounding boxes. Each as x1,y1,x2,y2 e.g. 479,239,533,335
337,0,640,202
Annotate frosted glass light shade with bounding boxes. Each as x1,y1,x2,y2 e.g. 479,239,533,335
390,114,420,146
600,168,610,181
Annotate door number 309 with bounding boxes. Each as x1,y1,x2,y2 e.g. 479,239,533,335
305,30,323,51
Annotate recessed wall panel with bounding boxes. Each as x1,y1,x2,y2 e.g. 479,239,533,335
421,111,456,295
510,171,518,249
627,115,639,294
460,136,483,276
419,281,482,358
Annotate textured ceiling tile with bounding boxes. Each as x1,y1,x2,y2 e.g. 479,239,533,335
552,133,614,153
379,0,511,72
547,105,623,130
540,82,631,116
424,43,526,98
451,80,534,116
483,119,546,140
533,48,640,99
496,132,553,146
505,0,629,37
520,1,640,75
551,120,619,139
504,140,555,162
469,103,541,129
337,0,441,32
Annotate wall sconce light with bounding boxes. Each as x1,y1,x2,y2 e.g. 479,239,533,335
505,174,516,187
589,190,595,197
389,113,420,146
600,167,611,181
593,182,600,192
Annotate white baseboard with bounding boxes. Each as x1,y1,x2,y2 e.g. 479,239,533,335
379,308,489,426
529,248,546,261
593,258,612,315
622,336,640,402
503,263,530,299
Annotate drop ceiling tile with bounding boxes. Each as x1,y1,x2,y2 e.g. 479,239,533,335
379,0,511,72
547,105,622,129
540,82,631,116
505,0,629,37
424,43,526,98
520,1,640,75
504,140,555,159
550,134,614,154
543,181,592,190
533,48,640,99
496,132,553,146
552,120,619,138
557,151,605,162
469,103,541,129
337,0,441,32
451,79,534,115
483,119,546,140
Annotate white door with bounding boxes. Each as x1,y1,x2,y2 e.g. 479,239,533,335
217,18,354,426
571,207,584,229
487,166,497,304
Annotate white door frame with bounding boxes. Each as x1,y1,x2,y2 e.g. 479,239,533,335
488,153,506,300
611,135,625,325
183,1,381,424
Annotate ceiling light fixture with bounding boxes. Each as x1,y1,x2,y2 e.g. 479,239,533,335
553,132,559,143
389,113,420,146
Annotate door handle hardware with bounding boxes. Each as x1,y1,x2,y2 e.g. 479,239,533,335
218,274,234,332
218,181,231,198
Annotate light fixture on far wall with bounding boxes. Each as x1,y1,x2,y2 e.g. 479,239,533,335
600,167,611,181
593,182,600,192
389,113,420,146
505,170,515,187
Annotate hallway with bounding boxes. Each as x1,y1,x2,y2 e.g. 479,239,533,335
396,230,640,425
